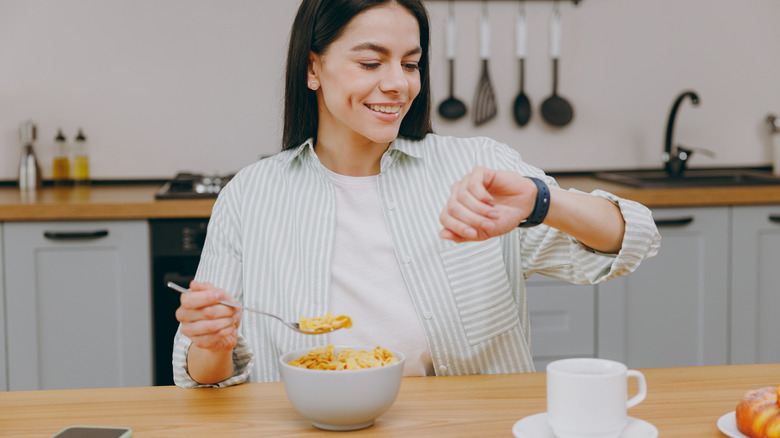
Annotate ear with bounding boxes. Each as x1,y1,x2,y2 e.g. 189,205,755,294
307,52,321,88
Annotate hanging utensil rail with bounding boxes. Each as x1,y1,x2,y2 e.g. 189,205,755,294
429,0,582,5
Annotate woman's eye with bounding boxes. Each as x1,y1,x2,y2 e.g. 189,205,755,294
360,62,380,70
403,63,420,72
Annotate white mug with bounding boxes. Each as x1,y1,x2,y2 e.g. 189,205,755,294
546,358,647,438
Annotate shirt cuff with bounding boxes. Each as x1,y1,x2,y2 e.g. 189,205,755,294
172,326,254,388
579,189,661,281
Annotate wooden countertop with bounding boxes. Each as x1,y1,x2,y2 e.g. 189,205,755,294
1,176,780,221
556,175,780,208
1,363,777,437
0,184,216,220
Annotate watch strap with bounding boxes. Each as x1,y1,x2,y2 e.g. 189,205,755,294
517,177,550,228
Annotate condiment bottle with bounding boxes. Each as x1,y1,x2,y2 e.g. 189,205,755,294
52,129,70,184
72,128,90,184
768,114,780,177
18,120,43,191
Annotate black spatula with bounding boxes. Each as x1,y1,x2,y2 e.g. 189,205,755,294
513,3,531,127
540,4,573,127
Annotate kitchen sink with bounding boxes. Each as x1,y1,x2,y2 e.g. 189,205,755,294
592,168,780,188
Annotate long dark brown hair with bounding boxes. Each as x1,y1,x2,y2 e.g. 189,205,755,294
282,0,433,151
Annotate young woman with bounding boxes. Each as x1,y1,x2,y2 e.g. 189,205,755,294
172,0,660,387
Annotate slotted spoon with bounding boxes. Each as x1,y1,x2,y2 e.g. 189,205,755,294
472,0,497,126
167,281,337,335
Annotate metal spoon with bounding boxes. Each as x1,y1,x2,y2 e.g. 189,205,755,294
540,3,574,127
167,281,338,335
513,2,531,127
437,0,467,121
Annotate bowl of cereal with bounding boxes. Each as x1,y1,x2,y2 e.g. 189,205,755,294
279,345,405,431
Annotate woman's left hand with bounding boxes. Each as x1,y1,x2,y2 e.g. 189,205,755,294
439,167,538,242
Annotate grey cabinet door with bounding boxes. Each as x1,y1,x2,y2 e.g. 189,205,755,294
598,207,729,368
731,206,780,364
527,277,596,372
3,221,152,390
0,223,6,391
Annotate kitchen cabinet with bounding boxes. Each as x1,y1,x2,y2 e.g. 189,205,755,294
0,223,6,391
598,207,730,368
527,277,595,371
730,205,780,364
2,220,152,391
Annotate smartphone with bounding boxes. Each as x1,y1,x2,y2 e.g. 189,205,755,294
51,426,132,438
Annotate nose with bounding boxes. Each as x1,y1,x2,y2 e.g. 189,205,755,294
378,64,408,95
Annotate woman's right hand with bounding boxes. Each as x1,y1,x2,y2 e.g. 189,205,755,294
175,281,242,352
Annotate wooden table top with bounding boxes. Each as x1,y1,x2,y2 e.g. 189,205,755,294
1,363,777,437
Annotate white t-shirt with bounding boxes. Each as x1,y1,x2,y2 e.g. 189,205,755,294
323,165,434,376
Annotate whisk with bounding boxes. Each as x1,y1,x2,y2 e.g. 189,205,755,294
472,0,497,126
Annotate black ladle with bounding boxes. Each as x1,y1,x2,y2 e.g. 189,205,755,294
438,1,467,120
439,60,467,120
540,5,573,127
513,5,531,127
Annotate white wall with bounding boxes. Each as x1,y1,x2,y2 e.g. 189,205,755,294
1,0,779,180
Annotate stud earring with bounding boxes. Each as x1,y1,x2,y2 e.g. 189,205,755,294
309,80,319,90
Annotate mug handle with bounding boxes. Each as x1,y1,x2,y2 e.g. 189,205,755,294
626,370,647,409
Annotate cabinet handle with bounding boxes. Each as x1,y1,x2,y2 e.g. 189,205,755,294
770,215,780,223
653,217,694,227
43,230,109,240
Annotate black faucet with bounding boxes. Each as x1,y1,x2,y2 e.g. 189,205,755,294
664,90,700,177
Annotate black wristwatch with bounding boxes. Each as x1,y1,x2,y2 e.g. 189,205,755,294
517,177,550,228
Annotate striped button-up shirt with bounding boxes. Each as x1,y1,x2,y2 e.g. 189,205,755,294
173,134,660,387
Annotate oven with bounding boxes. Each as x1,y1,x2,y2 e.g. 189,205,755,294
149,218,209,386
150,172,232,385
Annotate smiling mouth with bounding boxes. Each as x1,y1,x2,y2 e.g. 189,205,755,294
366,104,402,114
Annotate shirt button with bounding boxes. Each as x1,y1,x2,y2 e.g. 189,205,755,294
402,255,411,264
438,365,447,374
424,311,432,319
387,201,396,210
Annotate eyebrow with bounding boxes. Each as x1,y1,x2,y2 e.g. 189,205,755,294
350,42,422,57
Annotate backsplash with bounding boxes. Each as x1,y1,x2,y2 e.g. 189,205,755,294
1,0,778,180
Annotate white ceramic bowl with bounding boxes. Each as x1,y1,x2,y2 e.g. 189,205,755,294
279,345,406,431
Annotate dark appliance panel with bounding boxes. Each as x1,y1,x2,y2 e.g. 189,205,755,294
150,218,209,386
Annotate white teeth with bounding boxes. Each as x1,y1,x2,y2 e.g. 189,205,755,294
367,104,402,114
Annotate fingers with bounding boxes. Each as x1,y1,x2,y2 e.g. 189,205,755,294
180,282,235,313
176,299,236,323
440,167,500,240
189,280,212,291
439,206,496,240
187,325,238,351
180,315,237,338
176,282,242,348
439,227,468,243
458,166,497,210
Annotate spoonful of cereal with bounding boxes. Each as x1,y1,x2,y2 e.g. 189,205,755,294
168,282,351,335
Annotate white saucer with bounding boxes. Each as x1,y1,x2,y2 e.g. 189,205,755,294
512,413,658,438
717,411,748,438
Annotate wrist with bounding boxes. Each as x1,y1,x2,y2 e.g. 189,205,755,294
517,177,550,228
187,344,235,384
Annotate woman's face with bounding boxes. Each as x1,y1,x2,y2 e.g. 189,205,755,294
309,3,422,148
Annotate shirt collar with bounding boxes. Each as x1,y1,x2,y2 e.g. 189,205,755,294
280,138,315,165
387,136,423,159
283,136,424,166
